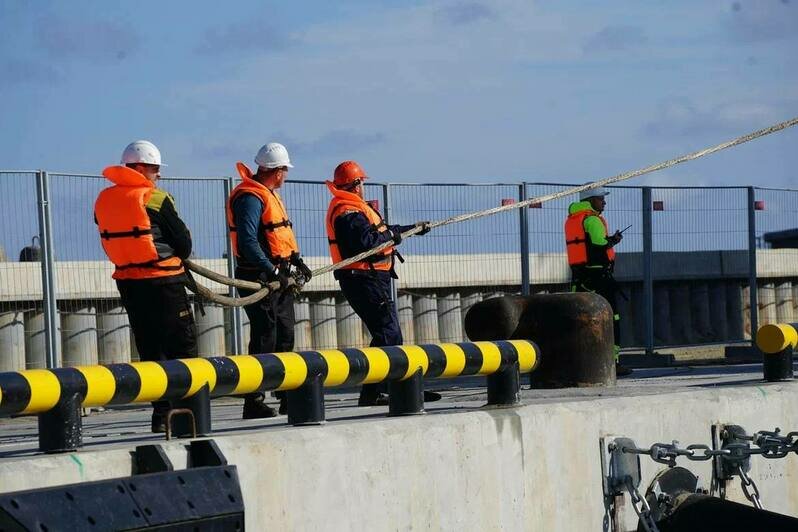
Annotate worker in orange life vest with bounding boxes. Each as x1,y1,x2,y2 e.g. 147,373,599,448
326,160,440,406
564,186,631,376
94,140,198,433
226,142,312,418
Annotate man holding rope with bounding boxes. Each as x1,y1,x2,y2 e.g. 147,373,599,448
565,186,631,377
325,160,441,406
226,143,313,418
95,140,198,433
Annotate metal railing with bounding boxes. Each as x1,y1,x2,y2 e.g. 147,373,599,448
2,169,795,368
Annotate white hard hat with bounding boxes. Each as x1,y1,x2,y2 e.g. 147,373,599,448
255,142,293,169
579,186,609,201
121,140,166,166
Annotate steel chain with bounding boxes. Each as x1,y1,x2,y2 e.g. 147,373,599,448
620,429,797,466
737,466,763,510
625,476,660,532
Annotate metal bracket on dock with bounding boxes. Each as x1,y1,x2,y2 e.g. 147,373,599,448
601,436,642,497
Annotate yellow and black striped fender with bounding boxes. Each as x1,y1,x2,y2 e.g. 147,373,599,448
756,323,798,354
0,340,538,416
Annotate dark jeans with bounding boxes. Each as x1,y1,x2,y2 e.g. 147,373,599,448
235,268,296,354
236,267,295,405
117,278,198,414
571,268,621,360
337,271,402,399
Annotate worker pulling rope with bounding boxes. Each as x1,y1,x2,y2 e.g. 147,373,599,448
186,115,798,306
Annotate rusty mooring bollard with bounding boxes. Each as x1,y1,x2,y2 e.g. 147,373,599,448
464,293,615,388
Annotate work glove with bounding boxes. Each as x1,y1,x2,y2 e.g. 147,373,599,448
258,267,291,291
389,228,403,245
415,221,431,236
291,254,313,283
607,231,623,247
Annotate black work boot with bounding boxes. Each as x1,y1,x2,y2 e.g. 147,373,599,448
423,390,442,402
615,363,633,377
242,393,278,419
277,394,288,415
151,412,167,433
358,383,388,406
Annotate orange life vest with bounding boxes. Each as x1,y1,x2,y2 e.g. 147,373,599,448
226,162,299,262
95,166,184,280
325,181,393,271
564,210,615,267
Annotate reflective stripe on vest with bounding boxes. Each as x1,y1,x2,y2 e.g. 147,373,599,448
564,210,615,267
95,165,184,280
324,181,393,271
226,162,299,261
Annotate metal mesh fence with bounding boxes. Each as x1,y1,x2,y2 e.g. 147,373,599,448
754,188,798,330
0,172,43,370
4,169,797,370
648,187,749,346
390,183,522,344
48,173,109,367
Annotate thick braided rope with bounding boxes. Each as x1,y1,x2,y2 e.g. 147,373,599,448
189,115,798,302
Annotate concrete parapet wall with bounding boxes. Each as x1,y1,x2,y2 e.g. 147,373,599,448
1,384,796,530
3,249,798,301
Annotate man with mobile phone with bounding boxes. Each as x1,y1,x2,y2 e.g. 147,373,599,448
564,186,631,377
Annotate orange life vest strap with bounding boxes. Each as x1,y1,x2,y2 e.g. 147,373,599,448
115,258,184,271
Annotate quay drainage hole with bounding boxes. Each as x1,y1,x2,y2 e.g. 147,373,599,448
65,492,74,501
187,500,195,509
224,470,231,478
10,500,19,509
39,524,48,532
133,510,141,518
144,508,152,516
178,476,186,485
128,483,137,492
87,516,96,526
116,485,125,494
228,494,236,503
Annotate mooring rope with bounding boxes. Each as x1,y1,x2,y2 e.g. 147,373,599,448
187,115,798,305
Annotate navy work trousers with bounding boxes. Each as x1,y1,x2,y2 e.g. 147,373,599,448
337,271,402,400
337,271,402,347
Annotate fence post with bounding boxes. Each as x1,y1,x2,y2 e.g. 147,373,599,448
383,183,399,304
35,170,60,369
642,187,654,355
224,177,243,355
747,186,758,344
519,183,530,295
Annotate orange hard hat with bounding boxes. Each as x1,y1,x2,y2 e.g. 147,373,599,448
333,160,368,187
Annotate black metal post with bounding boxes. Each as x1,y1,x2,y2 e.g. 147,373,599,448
763,347,794,382
172,384,212,437
38,392,82,453
642,187,654,355
519,183,530,296
747,187,759,345
486,360,521,406
287,372,325,425
388,367,425,416
224,177,243,355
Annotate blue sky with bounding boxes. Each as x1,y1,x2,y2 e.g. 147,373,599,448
0,1,796,186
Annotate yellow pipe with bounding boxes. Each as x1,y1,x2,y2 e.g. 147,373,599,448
756,323,798,354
